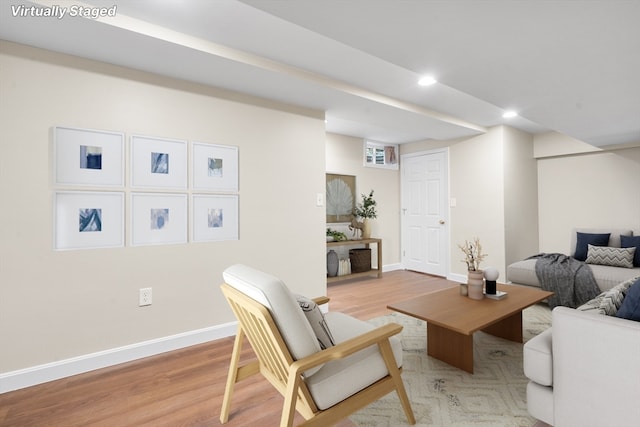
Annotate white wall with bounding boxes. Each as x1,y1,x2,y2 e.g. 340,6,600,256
503,126,538,266
4,40,637,384
448,127,507,277
0,41,327,374
534,131,602,158
536,138,640,253
325,133,401,269
402,128,505,278
402,129,639,277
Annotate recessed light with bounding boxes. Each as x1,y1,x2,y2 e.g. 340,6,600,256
418,76,437,86
502,111,518,118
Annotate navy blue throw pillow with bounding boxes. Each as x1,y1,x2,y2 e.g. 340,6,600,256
616,278,640,321
574,232,610,261
621,235,640,267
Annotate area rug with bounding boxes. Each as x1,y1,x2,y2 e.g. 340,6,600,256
350,304,551,427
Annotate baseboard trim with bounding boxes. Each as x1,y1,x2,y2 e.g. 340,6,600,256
0,321,238,394
382,263,402,272
447,272,467,283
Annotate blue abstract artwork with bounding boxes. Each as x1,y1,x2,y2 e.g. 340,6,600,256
208,157,223,177
79,208,102,232
151,152,169,174
80,145,102,170
150,208,169,230
208,208,223,228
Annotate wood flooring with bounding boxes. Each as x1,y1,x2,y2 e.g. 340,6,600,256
0,271,460,426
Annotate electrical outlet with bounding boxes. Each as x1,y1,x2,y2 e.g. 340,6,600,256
139,287,152,306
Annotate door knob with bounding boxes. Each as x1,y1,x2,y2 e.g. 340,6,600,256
439,220,445,225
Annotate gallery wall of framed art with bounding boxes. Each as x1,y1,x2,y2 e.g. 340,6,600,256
52,125,240,250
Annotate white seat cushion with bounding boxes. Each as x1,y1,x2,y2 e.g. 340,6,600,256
305,312,403,410
507,255,640,292
587,264,640,291
506,258,541,287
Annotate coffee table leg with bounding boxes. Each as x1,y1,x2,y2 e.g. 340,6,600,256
482,311,523,342
427,323,474,373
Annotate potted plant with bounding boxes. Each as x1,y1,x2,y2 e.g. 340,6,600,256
458,237,488,299
326,228,347,242
354,190,377,238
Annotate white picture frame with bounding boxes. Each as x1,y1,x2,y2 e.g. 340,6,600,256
191,142,239,192
363,140,399,170
54,191,124,250
131,193,188,246
53,126,124,186
192,194,239,242
131,135,187,189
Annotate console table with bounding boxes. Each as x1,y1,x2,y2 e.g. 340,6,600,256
326,238,382,283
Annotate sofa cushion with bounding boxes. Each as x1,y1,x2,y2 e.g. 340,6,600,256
574,232,610,261
616,278,640,321
506,258,541,287
585,245,635,268
576,293,606,314
586,264,640,292
296,295,335,349
578,277,639,316
621,235,640,267
571,228,633,254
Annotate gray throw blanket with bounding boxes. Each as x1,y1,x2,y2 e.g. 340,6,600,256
528,253,601,309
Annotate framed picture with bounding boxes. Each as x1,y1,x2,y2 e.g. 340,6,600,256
131,135,187,189
54,191,124,250
326,173,356,223
53,126,124,186
192,194,239,242
131,193,188,246
192,142,239,192
363,140,399,170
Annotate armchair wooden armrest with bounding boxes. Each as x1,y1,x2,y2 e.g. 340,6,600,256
311,296,330,306
289,323,402,374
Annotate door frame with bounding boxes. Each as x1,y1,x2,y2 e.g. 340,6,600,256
400,147,450,277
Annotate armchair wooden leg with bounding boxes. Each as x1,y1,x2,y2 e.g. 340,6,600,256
220,326,246,424
281,371,303,427
378,339,416,425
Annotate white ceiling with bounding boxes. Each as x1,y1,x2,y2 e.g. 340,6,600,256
1,0,639,146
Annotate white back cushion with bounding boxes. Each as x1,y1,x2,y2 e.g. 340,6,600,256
222,264,321,364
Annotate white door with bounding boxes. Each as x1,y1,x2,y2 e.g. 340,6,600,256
401,149,448,276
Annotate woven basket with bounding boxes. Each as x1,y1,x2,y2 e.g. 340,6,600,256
349,248,372,273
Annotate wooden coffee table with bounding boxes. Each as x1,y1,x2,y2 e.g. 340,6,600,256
387,284,553,373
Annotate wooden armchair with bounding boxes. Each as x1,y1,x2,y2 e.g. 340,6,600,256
219,264,415,427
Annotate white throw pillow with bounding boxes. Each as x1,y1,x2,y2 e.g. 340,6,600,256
585,245,635,268
577,277,639,316
296,295,335,350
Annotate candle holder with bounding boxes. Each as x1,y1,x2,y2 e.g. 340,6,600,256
483,267,499,294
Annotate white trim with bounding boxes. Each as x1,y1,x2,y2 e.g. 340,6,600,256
447,272,467,283
382,263,402,272
0,322,237,394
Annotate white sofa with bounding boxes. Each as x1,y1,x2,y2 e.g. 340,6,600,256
524,306,640,426
507,228,640,292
